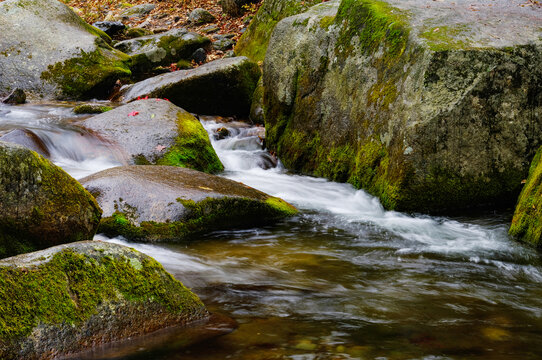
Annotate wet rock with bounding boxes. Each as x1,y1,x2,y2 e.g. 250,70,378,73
80,99,223,173
92,21,126,36
121,3,155,19
509,147,542,248
80,165,297,241
114,29,210,73
73,103,113,114
188,8,216,25
1,89,26,105
0,142,102,258
0,129,50,157
213,38,235,51
119,57,261,116
191,48,207,64
214,127,230,140
235,0,321,62
0,0,131,100
0,241,209,359
263,0,542,213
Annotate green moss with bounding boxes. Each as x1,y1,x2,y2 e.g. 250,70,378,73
40,47,131,99
509,148,542,247
99,196,297,241
73,104,113,114
0,248,204,340
419,25,472,51
0,145,102,258
319,15,336,30
124,27,153,39
156,111,224,174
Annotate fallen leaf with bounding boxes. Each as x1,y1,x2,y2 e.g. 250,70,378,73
155,145,166,151
151,114,155,119
128,111,139,116
198,186,213,191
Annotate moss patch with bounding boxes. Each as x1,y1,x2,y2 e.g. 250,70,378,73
156,111,224,174
419,25,473,51
509,147,542,248
73,104,113,114
99,196,296,242
0,247,205,341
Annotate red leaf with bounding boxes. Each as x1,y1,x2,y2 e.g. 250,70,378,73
128,111,139,116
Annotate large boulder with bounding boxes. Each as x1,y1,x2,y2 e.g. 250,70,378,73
80,165,298,241
0,241,209,359
235,0,321,62
0,0,131,100
114,29,211,74
263,0,542,213
80,99,223,174
0,142,102,258
119,57,261,116
509,147,542,248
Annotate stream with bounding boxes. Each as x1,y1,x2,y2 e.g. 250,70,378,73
1,103,542,359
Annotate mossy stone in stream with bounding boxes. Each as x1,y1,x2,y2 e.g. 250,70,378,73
73,103,113,114
0,241,208,359
0,142,102,259
509,147,542,248
80,99,223,173
80,165,297,242
263,0,542,213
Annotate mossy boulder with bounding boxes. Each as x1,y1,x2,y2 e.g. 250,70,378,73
119,57,261,116
509,147,542,248
235,0,322,62
80,165,298,241
0,142,102,258
263,0,542,213
114,29,211,74
0,241,208,359
0,0,131,100
80,99,223,173
73,103,113,114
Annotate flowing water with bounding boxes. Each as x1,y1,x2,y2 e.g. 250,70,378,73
1,104,542,359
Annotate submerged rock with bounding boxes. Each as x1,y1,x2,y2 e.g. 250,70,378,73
0,142,102,258
80,99,223,173
0,241,208,359
0,0,131,100
509,147,542,248
80,165,297,241
263,0,542,213
0,129,50,157
114,29,210,73
119,57,261,116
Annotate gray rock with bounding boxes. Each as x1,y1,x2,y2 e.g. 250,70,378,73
121,3,155,19
0,0,131,100
119,57,261,116
201,25,220,34
188,8,216,25
213,38,235,51
80,165,298,241
1,88,26,104
263,0,542,213
114,29,210,73
0,129,50,157
0,241,209,359
92,21,126,36
0,142,102,258
79,99,223,173
191,47,207,64
124,27,154,39
249,77,264,125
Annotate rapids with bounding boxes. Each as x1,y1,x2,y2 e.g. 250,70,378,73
1,103,541,359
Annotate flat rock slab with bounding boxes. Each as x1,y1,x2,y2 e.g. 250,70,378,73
114,29,210,73
119,57,261,116
0,141,101,258
80,165,297,241
80,99,223,174
0,241,208,359
0,0,131,99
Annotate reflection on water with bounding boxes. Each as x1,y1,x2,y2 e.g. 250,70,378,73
2,103,542,359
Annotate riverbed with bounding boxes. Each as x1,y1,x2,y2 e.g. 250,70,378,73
1,103,541,359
